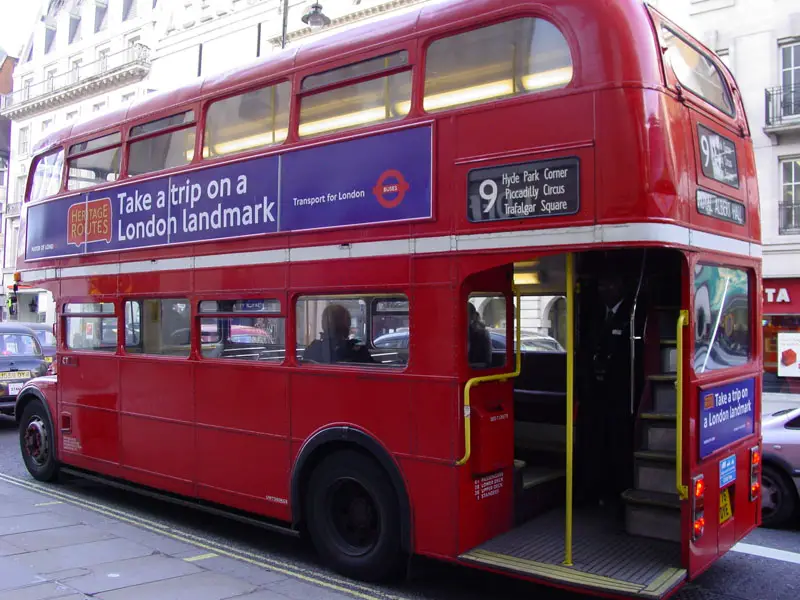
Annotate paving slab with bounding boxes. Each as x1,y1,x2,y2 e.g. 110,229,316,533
96,571,258,600
0,555,47,592
0,539,24,556
99,521,200,556
264,578,358,600
0,501,46,518
63,553,202,595
11,538,154,574
172,553,288,587
4,524,117,552
0,582,82,600
0,512,79,536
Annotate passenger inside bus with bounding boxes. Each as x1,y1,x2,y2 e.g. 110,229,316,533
303,304,375,364
467,302,492,367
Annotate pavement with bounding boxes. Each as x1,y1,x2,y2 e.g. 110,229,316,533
0,476,354,600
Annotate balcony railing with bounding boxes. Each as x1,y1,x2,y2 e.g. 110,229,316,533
0,44,150,115
766,84,800,129
780,201,800,235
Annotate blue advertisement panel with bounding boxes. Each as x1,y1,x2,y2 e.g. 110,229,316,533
699,378,755,459
280,126,432,232
24,126,432,260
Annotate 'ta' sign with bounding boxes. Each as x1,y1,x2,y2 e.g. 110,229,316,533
764,288,791,304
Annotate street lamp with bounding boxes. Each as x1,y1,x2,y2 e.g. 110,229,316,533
281,1,330,49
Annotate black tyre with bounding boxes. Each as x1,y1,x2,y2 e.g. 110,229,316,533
761,465,797,528
19,400,59,482
305,450,404,581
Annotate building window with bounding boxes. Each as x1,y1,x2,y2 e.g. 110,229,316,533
781,158,800,235
95,3,108,33
69,15,81,44
45,68,57,93
45,26,56,55
16,175,26,203
296,295,409,367
41,119,53,132
22,78,33,101
122,92,136,103
18,127,30,155
93,101,106,113
781,43,800,119
199,299,285,362
424,18,573,113
125,299,191,356
123,0,138,21
98,48,110,73
66,110,79,121
4,218,20,269
0,157,7,188
70,58,82,83
64,303,117,352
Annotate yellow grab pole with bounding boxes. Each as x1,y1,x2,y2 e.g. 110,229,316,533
676,310,689,500
564,253,575,567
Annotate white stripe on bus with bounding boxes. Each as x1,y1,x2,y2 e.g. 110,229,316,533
19,222,761,283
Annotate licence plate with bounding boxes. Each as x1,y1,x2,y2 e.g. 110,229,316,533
8,383,23,395
719,487,733,524
0,371,31,381
44,356,53,364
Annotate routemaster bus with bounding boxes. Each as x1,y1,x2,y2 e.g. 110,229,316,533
14,1,763,597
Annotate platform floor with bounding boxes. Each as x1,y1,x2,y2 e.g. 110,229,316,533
461,508,686,598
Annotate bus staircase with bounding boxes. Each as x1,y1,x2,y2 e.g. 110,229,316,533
461,307,687,598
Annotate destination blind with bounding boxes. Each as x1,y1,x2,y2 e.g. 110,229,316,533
467,157,579,223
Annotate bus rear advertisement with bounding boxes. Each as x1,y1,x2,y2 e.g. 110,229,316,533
14,1,763,598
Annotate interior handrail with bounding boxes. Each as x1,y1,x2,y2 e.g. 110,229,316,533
676,309,689,500
456,286,522,467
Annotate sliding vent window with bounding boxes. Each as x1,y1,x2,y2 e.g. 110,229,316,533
299,51,412,138
204,82,290,157
67,132,121,190
128,111,196,177
424,18,573,113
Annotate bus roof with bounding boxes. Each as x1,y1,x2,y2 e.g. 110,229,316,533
32,0,665,156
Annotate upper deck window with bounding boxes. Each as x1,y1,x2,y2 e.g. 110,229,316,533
424,18,573,113
302,52,409,91
299,52,412,138
203,82,290,158
662,27,734,116
30,148,64,202
128,111,196,177
67,132,121,191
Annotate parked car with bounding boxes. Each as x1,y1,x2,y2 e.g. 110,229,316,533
24,323,56,364
0,324,49,416
761,407,800,527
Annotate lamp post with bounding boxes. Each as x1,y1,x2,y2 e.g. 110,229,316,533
281,1,330,49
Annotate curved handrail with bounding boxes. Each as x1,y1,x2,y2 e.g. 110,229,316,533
456,286,522,467
676,309,689,500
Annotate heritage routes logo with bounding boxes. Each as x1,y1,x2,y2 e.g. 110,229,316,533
67,198,113,247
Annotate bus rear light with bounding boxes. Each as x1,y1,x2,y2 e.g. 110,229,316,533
691,474,705,541
693,515,705,539
749,445,761,502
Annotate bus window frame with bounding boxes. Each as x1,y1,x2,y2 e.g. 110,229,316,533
26,146,67,202
656,21,737,122
419,11,579,118
60,298,120,353
123,107,200,178
200,79,292,161
294,40,417,139
66,129,124,192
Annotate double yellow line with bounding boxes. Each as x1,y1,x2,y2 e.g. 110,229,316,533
0,472,408,600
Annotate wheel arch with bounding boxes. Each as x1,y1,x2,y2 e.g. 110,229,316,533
291,426,412,553
15,387,54,427
763,452,799,497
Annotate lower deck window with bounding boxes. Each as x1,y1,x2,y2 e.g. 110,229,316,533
296,295,409,367
199,299,285,362
64,302,117,351
125,299,190,357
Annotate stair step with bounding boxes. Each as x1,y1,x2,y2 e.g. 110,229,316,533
641,412,676,421
635,450,676,463
642,419,677,453
622,488,681,510
653,380,677,413
624,498,682,542
660,339,677,346
648,374,677,382
522,466,565,490
635,456,677,494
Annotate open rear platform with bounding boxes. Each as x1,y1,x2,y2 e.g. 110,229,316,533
460,508,686,599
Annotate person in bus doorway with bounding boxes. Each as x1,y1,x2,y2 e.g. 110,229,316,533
303,304,374,364
467,302,492,368
577,265,639,514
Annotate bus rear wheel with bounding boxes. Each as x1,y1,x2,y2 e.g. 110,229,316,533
19,400,59,482
305,450,404,581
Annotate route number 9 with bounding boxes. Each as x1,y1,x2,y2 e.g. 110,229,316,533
700,135,711,168
480,179,498,214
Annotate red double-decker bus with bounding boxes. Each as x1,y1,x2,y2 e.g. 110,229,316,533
14,1,763,597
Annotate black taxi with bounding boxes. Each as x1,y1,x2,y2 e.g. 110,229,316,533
0,323,48,416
